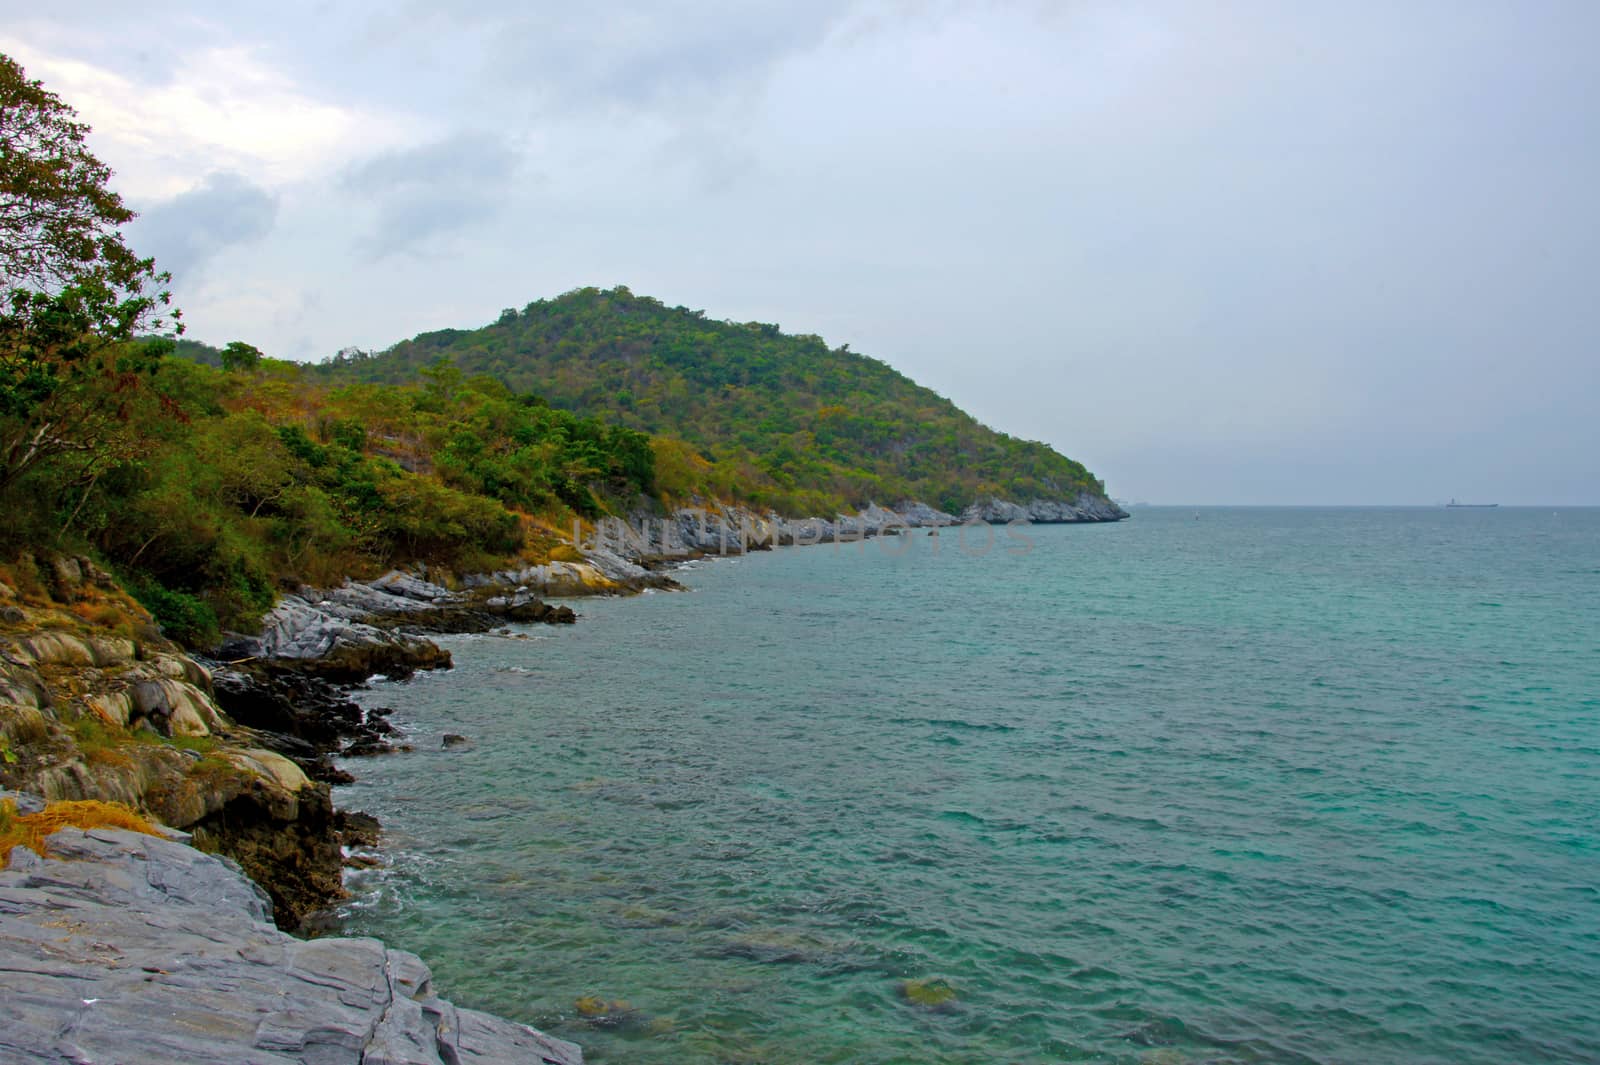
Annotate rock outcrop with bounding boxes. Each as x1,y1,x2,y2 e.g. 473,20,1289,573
882,500,958,527
230,593,454,682
224,571,584,682
208,666,389,776
465,541,679,598
579,496,1119,562
0,823,582,1065
959,493,1129,524
0,579,344,929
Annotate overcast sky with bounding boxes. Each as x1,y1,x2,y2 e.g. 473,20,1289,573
4,2,1596,504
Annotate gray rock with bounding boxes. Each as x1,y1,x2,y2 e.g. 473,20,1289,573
858,501,955,529
0,827,582,1065
237,595,452,680
463,544,673,597
368,570,456,603
48,555,83,596
960,493,1129,524
0,789,44,814
888,500,958,527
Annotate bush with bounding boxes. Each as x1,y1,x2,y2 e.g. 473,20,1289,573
127,579,219,648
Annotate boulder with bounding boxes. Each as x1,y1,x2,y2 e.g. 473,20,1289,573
47,555,83,598
82,691,134,728
221,748,311,794
240,595,453,681
129,678,224,737
0,826,583,1064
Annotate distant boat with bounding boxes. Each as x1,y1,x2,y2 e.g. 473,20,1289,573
1445,498,1498,508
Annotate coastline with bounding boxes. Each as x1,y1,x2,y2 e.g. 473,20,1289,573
0,810,583,1064
0,495,1125,1060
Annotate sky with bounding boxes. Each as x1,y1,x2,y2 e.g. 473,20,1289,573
3,1,1596,505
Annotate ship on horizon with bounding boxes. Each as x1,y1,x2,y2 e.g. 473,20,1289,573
1445,498,1499,508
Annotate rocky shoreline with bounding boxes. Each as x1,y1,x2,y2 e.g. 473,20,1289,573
0,495,1124,1061
0,809,582,1065
600,493,1126,558
0,558,602,1061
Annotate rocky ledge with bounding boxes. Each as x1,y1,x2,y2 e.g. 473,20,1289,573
218,570,586,683
0,821,581,1065
959,493,1130,524
590,495,1125,561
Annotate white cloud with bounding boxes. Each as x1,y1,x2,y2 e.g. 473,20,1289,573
0,36,413,199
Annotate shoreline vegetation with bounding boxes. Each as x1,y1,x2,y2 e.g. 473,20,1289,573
0,49,1125,1062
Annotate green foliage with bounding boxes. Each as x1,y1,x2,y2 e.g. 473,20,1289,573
314,286,1107,513
276,424,328,467
127,578,220,648
0,51,1114,654
0,53,180,493
0,53,546,645
219,340,263,372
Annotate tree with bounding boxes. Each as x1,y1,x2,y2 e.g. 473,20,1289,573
220,341,263,372
0,52,180,492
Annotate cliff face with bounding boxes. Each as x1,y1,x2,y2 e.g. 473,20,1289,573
0,819,582,1065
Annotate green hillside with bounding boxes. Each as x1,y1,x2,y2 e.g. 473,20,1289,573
313,287,1108,515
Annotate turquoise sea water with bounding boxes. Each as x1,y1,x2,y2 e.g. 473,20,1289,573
334,507,1600,1064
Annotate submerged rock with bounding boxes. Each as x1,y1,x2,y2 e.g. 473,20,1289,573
573,995,647,1031
901,977,958,1008
0,826,583,1064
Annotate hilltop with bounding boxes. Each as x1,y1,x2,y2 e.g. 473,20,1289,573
311,286,1113,517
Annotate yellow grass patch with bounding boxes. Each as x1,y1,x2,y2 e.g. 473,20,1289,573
0,798,163,868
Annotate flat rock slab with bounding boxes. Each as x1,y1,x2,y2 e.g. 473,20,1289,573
0,828,582,1065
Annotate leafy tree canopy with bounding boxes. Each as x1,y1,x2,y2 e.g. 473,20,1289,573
0,52,179,491
313,286,1108,514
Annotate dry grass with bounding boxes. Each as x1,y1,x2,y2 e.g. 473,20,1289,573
0,558,50,607
1,798,163,868
70,599,136,630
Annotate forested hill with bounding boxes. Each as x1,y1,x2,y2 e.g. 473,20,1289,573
312,287,1109,516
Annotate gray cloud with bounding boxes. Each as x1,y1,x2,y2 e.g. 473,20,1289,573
132,172,277,281
383,1,857,110
342,132,522,259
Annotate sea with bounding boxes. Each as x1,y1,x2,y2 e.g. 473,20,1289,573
332,507,1600,1064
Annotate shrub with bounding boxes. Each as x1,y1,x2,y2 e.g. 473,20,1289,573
127,579,219,648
